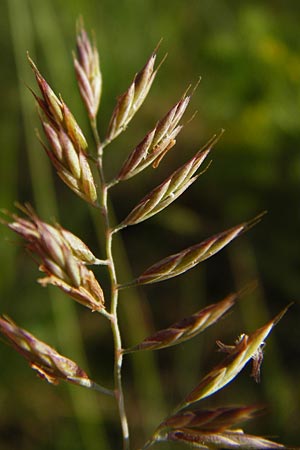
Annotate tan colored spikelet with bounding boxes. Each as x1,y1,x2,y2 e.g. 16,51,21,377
39,264,104,312
124,293,236,353
159,405,262,432
78,150,98,204
135,215,263,286
179,307,289,408
59,227,102,264
114,93,190,182
163,428,285,449
61,101,88,151
106,49,159,143
116,132,222,230
74,20,102,119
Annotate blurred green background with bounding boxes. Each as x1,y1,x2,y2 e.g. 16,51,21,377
0,0,300,449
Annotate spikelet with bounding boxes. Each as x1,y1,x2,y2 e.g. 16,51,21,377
159,405,262,432
134,215,263,286
0,315,91,387
113,93,190,182
162,428,285,449
74,20,102,119
179,307,289,408
105,48,159,143
124,293,236,352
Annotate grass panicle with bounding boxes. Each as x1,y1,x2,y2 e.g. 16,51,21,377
0,20,297,450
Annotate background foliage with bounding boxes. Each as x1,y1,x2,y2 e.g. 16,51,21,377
0,0,299,449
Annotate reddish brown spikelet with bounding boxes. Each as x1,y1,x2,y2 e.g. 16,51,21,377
125,293,236,352
74,21,102,119
0,316,91,386
27,54,63,123
115,94,190,182
28,54,87,150
106,49,158,143
160,405,262,432
136,221,249,286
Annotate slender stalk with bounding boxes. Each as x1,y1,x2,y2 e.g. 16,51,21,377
139,438,156,450
92,119,130,450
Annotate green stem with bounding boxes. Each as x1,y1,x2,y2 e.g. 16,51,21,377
92,119,129,450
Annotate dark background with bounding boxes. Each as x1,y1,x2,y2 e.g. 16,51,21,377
0,1,299,449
